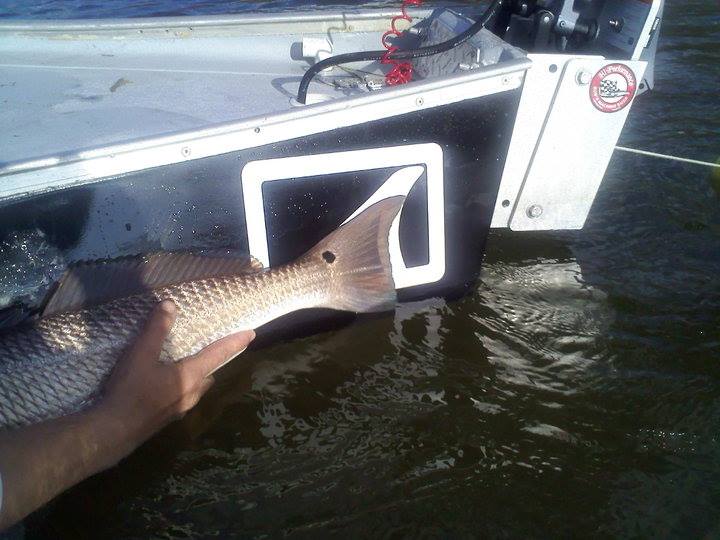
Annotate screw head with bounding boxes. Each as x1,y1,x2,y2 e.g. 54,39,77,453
416,97,424,107
181,146,191,157
527,205,543,219
576,70,592,85
608,17,624,32
366,79,384,91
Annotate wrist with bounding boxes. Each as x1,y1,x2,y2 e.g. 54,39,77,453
82,402,152,469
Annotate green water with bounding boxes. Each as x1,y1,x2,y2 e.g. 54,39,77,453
18,1,720,538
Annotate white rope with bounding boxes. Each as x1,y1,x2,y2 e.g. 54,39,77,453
615,145,720,169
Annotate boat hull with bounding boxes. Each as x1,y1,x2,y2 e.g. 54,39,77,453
0,87,522,326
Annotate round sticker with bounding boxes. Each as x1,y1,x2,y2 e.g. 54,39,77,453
590,63,637,113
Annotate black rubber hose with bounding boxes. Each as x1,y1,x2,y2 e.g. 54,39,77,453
296,0,506,104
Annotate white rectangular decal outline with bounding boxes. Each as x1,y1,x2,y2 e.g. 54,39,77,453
242,143,445,290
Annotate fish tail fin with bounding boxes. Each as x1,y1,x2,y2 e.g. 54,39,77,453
306,196,404,313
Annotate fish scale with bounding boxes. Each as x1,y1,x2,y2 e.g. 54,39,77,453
0,197,403,430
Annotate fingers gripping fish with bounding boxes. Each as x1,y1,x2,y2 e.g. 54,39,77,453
0,197,405,429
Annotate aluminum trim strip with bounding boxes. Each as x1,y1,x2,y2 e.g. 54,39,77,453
0,9,434,32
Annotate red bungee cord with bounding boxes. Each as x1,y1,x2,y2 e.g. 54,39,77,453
381,0,423,85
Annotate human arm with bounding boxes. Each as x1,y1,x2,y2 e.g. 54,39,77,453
0,300,255,530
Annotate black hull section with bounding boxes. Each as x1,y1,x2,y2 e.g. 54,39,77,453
0,88,522,329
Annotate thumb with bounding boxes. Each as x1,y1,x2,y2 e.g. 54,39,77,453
180,330,256,379
179,375,216,414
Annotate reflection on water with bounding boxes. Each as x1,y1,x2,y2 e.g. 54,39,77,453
477,259,613,394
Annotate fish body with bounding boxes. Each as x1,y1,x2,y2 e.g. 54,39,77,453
0,197,403,429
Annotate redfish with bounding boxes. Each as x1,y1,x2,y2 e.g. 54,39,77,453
0,197,404,429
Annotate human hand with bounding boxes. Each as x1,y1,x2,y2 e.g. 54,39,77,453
98,300,255,449
0,301,254,530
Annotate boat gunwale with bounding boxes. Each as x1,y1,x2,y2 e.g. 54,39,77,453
0,8,438,33
0,55,531,201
